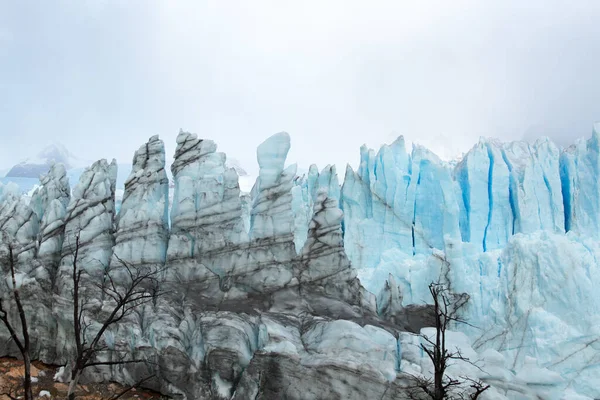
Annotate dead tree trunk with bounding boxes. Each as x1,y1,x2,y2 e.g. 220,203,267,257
0,243,34,400
66,234,161,399
407,282,489,400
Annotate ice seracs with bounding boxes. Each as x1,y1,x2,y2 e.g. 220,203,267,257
31,163,71,291
0,182,39,264
341,136,461,266
292,164,340,253
56,158,117,307
505,137,565,234
350,130,600,399
560,123,600,237
112,135,169,266
250,131,296,241
455,138,512,252
299,187,373,311
2,128,600,399
242,132,297,292
167,130,248,303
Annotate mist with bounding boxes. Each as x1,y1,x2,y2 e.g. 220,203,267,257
1,1,600,175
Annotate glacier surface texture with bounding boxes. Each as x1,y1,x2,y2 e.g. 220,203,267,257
1,127,600,399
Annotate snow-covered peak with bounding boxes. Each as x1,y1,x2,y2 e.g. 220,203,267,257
5,142,85,178
225,157,249,177
32,142,75,167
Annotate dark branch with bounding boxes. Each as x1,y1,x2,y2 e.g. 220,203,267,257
108,374,156,400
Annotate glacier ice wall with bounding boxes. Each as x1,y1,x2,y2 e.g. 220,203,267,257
344,123,600,398
343,125,600,271
1,127,600,398
341,132,575,267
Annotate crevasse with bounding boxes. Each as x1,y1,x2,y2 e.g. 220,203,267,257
347,124,600,399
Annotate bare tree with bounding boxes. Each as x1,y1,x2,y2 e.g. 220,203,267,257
406,282,489,400
66,233,162,400
0,242,34,400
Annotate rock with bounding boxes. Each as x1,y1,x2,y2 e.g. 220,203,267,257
6,363,39,378
53,382,69,392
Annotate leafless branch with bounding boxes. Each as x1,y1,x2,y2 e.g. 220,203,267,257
67,232,165,400
108,374,156,400
0,239,34,400
86,359,150,368
406,281,490,400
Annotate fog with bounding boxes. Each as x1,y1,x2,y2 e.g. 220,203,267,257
1,1,600,174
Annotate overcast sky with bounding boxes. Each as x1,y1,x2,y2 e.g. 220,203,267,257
1,1,600,175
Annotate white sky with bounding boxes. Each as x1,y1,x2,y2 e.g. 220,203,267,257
1,1,600,175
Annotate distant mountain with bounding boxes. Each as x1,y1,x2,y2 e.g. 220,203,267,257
5,143,83,178
2,142,254,196
225,157,249,177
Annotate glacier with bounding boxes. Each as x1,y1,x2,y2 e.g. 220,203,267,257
345,123,600,399
0,126,600,399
